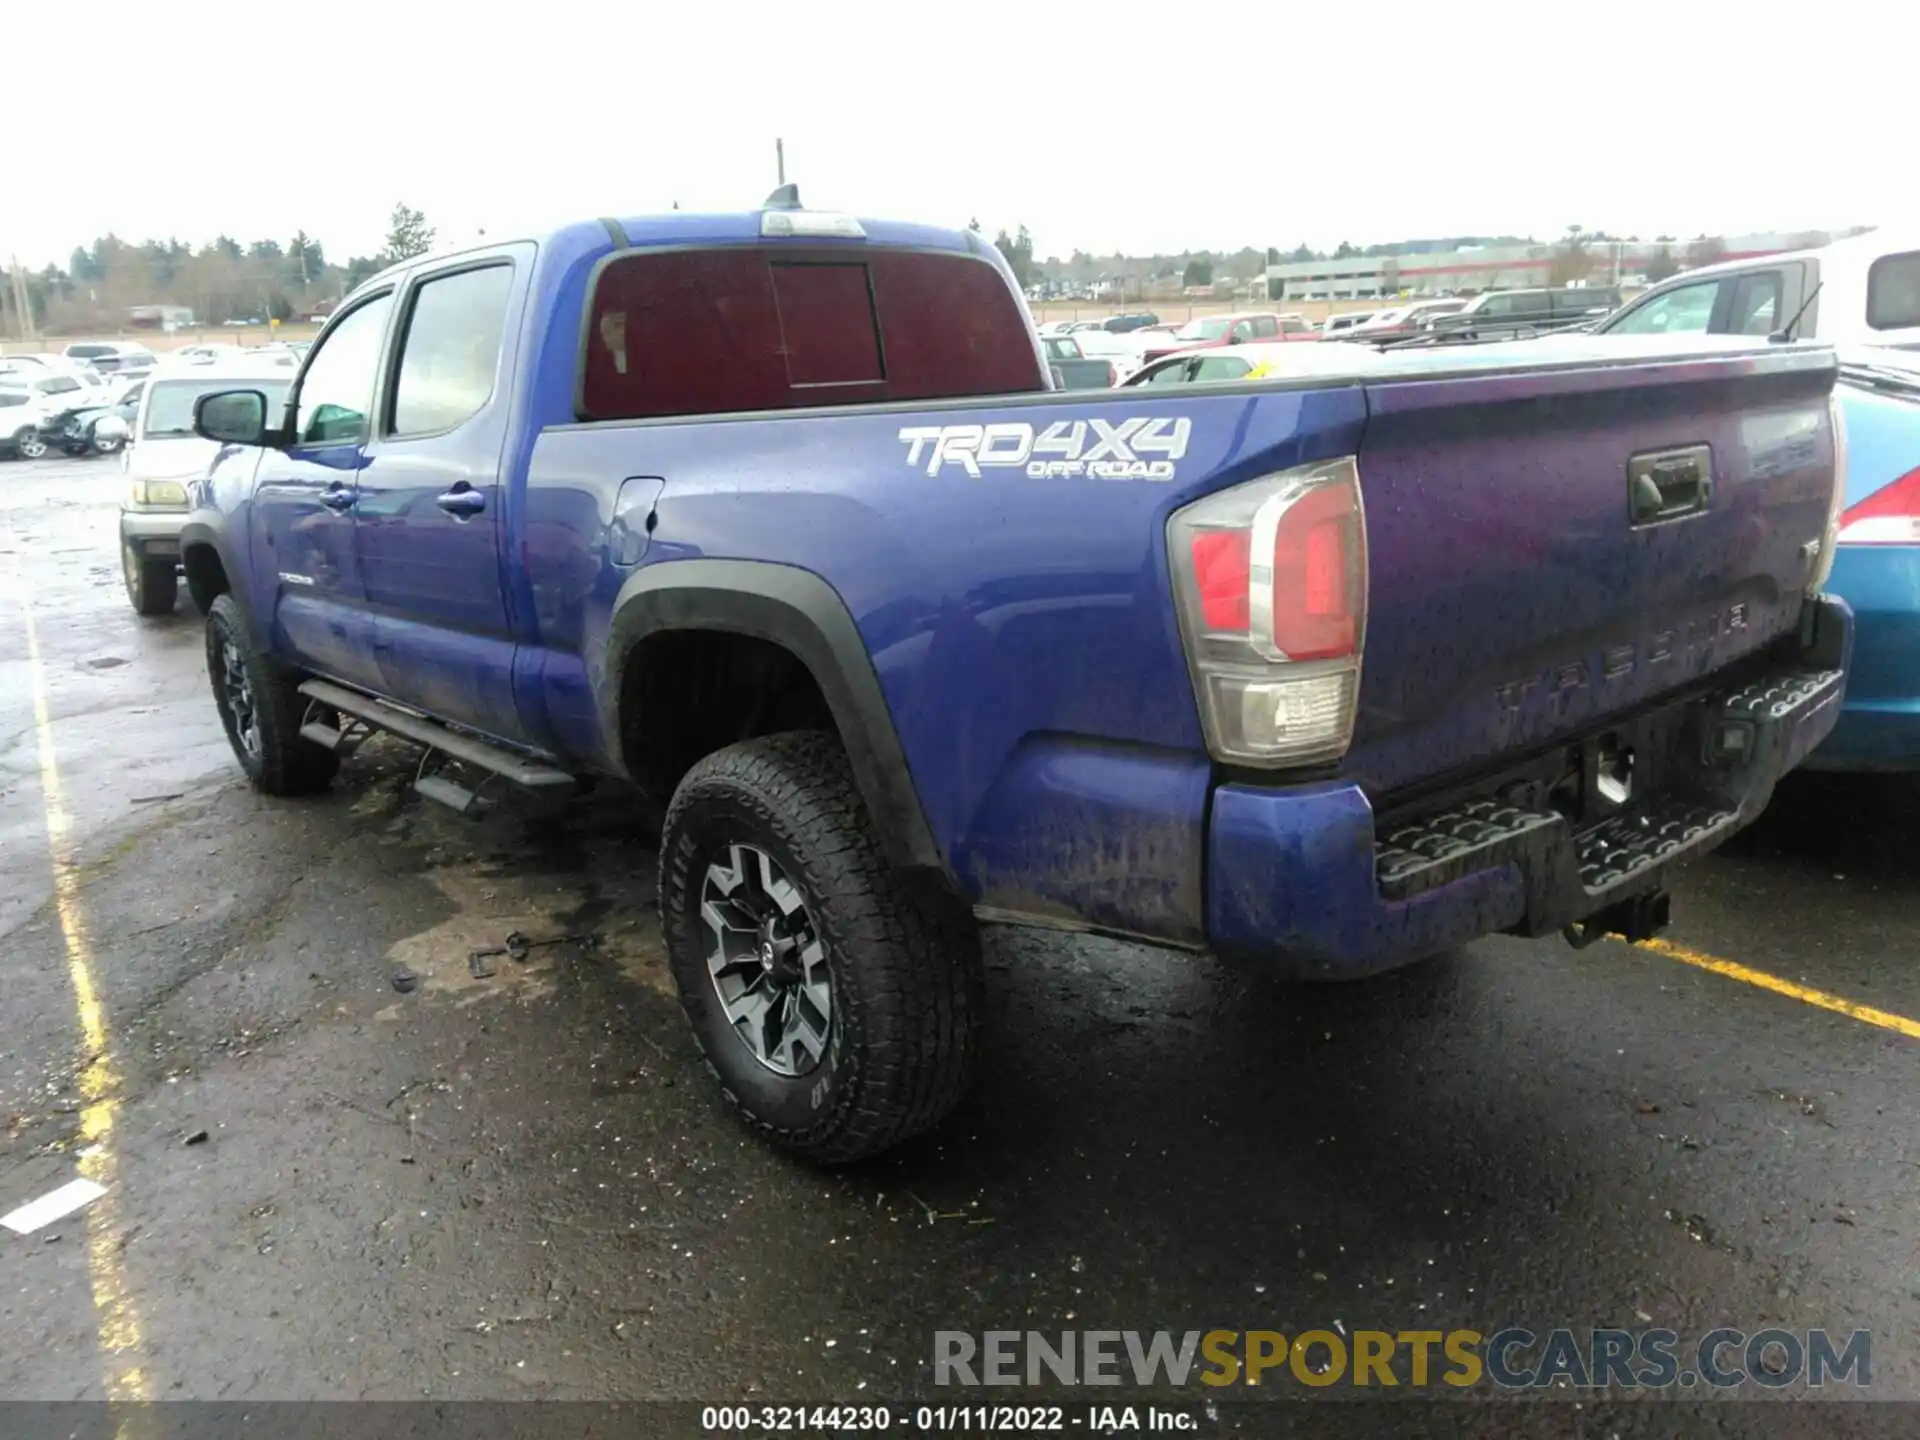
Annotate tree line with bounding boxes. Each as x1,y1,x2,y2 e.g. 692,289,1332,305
3,204,436,337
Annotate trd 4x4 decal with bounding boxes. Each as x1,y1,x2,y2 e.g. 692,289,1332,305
898,417,1192,480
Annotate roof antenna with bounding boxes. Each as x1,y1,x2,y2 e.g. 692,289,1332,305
765,138,800,209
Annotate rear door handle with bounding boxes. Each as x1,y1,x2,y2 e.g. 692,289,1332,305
319,484,357,512
437,486,486,518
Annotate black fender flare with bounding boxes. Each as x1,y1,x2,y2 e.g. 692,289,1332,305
177,512,258,639
603,559,950,886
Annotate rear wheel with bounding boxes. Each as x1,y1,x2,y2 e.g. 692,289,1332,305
659,731,982,1163
122,541,178,616
12,427,46,460
205,593,338,795
92,432,124,456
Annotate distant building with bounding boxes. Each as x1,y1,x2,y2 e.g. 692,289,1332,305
1264,232,1813,301
127,304,195,332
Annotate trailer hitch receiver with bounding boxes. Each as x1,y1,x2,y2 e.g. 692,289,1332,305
1563,890,1672,950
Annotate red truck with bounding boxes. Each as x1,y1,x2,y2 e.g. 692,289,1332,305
1140,311,1317,364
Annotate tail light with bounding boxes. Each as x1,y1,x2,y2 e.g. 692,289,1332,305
1807,391,1848,592
1168,457,1367,766
1837,464,1920,546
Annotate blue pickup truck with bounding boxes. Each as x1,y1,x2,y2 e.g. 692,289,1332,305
181,191,1852,1161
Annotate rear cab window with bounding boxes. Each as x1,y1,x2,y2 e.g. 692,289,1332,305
1867,251,1920,331
580,245,1043,421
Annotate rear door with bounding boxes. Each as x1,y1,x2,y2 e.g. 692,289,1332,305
249,288,394,691
351,248,528,741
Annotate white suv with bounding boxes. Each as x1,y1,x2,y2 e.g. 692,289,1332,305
1,370,105,458
62,340,159,375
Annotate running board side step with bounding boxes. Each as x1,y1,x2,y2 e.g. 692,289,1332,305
297,679,577,791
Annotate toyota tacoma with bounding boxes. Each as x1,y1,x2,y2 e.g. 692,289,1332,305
176,190,1853,1162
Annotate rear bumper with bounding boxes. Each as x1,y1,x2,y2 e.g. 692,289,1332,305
1802,545,1920,771
1206,596,1853,978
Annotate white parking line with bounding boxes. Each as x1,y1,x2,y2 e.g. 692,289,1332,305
2,1179,107,1236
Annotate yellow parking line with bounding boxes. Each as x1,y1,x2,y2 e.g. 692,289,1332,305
1639,937,1920,1041
1,518,151,1401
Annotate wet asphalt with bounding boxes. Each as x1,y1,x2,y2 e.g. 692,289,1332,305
1,457,1918,1437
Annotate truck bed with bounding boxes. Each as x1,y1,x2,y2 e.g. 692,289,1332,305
524,337,1840,947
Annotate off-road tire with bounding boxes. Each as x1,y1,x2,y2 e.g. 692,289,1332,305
205,593,339,795
122,541,178,616
660,731,982,1164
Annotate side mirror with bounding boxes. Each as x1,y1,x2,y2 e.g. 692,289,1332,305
194,389,269,446
1228,332,1244,345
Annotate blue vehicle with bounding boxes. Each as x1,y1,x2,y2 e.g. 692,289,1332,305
1802,356,1920,770
179,192,1850,1161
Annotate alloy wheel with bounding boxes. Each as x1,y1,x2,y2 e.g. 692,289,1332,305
700,842,833,1076
217,632,262,759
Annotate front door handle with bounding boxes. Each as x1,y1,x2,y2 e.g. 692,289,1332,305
319,484,357,512
436,486,486,518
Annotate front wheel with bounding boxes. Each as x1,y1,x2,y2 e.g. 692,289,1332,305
12,427,47,460
204,593,339,795
92,433,124,456
659,731,982,1164
122,540,178,616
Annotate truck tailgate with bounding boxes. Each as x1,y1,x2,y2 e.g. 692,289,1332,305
1345,344,1838,799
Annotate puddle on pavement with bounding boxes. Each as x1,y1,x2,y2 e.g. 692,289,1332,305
378,866,673,1017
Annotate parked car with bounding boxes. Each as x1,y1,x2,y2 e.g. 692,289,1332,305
1422,286,1623,342
1041,334,1119,388
0,387,61,458
1124,340,1392,387
1139,311,1317,364
1100,312,1161,333
168,343,247,366
0,352,93,379
180,197,1847,1164
1321,311,1377,335
47,375,145,455
0,370,108,455
1591,229,1920,349
1342,298,1469,344
1797,354,1920,771
120,364,294,615
62,341,159,374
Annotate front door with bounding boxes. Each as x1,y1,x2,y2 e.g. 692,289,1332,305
351,252,526,742
248,290,395,692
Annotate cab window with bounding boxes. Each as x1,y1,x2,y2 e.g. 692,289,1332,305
1606,280,1719,336
294,293,394,445
581,247,1042,420
1189,355,1253,382
388,264,513,437
1728,272,1783,335
1867,251,1920,330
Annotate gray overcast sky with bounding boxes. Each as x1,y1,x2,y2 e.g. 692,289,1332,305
11,0,1911,269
